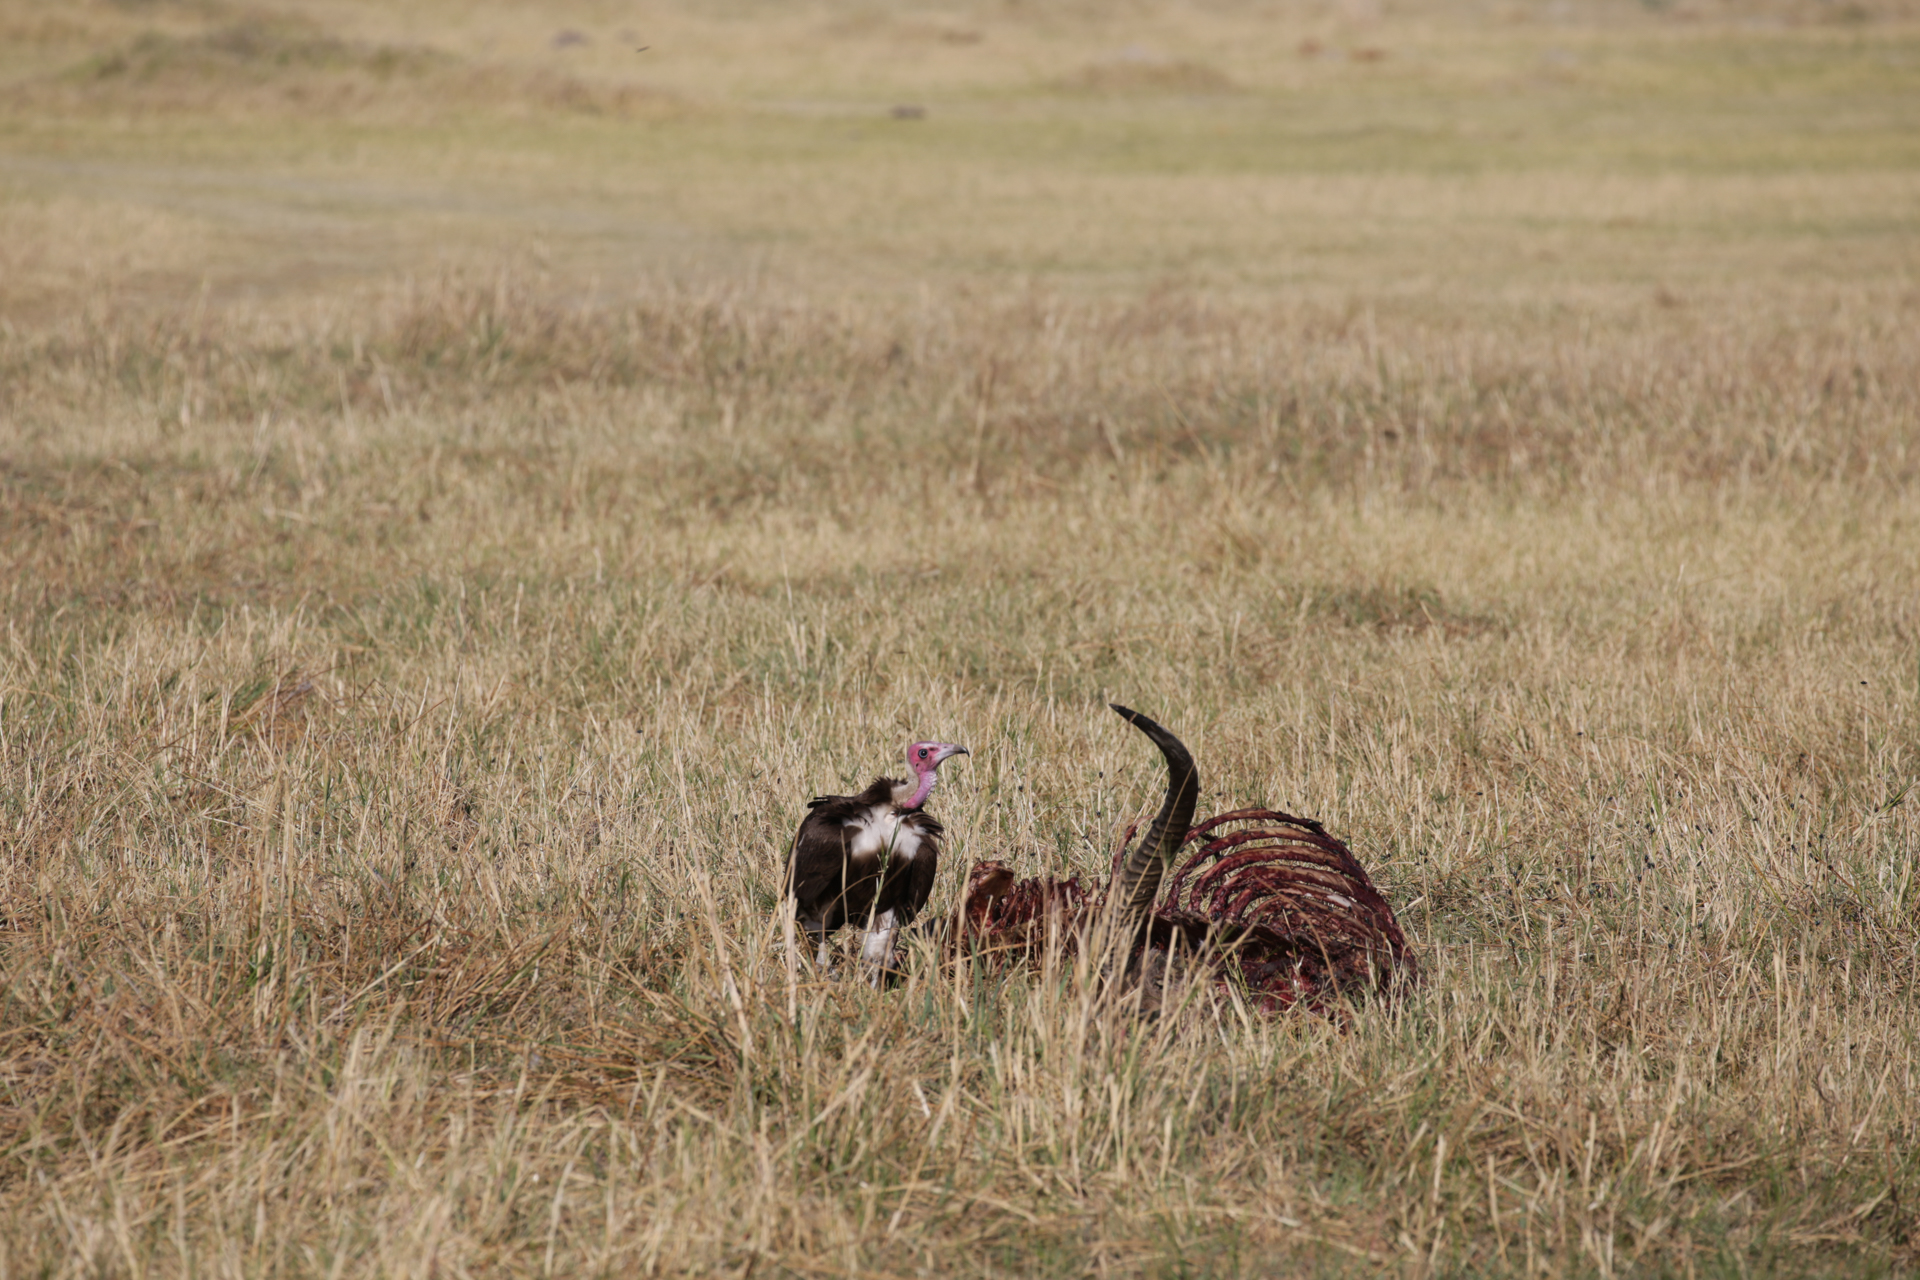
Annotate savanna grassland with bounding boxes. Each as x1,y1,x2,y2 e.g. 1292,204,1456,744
3,0,1919,1275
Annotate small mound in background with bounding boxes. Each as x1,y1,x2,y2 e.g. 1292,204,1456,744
16,13,679,120
1062,46,1234,94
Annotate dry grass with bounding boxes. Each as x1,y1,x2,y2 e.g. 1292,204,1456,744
3,2,1920,1276
4,273,1917,1277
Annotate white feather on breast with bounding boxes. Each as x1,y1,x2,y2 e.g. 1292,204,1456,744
843,805,926,864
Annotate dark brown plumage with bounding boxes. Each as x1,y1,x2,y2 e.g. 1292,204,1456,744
785,741,966,980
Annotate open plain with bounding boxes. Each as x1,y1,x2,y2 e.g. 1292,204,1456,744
2,0,1918,1274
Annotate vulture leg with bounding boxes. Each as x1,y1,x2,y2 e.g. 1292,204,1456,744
862,908,900,987
794,908,835,974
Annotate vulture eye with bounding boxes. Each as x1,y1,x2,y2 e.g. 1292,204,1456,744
918,748,929,759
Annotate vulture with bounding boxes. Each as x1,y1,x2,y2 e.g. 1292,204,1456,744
951,705,1418,1016
785,740,969,980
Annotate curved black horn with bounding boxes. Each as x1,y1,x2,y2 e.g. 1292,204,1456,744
1109,704,1200,930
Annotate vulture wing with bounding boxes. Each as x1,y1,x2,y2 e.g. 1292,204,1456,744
785,779,895,925
788,790,868,917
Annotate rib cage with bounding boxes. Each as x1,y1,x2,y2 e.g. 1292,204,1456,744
1146,808,1419,1011
956,807,1418,1015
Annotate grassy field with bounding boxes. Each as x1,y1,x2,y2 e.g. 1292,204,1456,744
3,1,1920,1275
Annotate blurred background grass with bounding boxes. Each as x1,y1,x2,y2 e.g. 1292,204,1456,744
2,0,1917,313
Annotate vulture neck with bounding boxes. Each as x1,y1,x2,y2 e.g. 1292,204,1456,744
892,772,938,812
